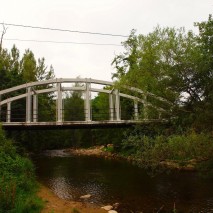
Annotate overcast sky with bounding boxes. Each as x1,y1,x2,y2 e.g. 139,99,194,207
0,0,212,82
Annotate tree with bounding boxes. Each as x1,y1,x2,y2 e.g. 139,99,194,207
112,27,199,104
190,14,213,130
20,49,37,82
112,18,213,130
64,82,84,121
92,92,109,120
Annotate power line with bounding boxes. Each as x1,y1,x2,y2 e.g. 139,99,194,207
0,22,129,38
4,38,122,46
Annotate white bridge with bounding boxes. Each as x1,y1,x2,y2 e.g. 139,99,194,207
0,78,171,129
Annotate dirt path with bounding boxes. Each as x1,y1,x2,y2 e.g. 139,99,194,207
38,184,106,213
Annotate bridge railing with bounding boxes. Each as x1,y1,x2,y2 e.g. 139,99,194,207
0,78,172,125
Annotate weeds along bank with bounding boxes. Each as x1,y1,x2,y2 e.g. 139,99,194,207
119,129,213,173
0,126,43,213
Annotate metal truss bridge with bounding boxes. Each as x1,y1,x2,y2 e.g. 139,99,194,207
0,78,171,129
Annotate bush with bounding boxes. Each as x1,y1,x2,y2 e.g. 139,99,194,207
0,126,43,212
121,129,213,170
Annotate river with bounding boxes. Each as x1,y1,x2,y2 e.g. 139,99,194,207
33,150,213,212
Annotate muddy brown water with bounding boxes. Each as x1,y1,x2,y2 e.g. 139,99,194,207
32,150,213,212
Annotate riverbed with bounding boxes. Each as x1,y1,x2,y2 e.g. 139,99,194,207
33,150,213,212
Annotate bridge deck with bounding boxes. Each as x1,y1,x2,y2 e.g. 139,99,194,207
1,120,168,130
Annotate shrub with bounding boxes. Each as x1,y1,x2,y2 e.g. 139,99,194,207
0,126,43,212
121,129,213,170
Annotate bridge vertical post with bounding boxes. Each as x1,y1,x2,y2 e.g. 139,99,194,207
115,89,120,121
134,100,139,120
85,82,91,121
6,102,11,122
109,93,114,120
26,87,32,123
33,94,38,122
57,83,63,122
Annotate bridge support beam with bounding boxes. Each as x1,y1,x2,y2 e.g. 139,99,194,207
134,100,139,120
85,82,91,121
115,89,120,121
57,83,63,122
26,87,32,123
33,94,38,122
6,102,11,122
109,93,114,120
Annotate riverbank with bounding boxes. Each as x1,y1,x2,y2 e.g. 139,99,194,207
65,146,115,158
38,184,106,213
65,146,209,172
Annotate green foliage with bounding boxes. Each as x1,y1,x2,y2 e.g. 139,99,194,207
20,49,37,82
0,46,23,90
112,15,213,131
92,92,109,120
0,44,57,150
0,126,44,212
102,146,114,153
64,89,84,121
116,15,213,173
122,129,213,170
0,44,55,123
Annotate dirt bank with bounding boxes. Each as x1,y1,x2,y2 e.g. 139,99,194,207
65,146,123,161
38,184,106,213
65,146,112,157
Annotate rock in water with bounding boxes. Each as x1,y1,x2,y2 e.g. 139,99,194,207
101,205,113,210
113,202,119,209
108,210,118,213
80,194,91,199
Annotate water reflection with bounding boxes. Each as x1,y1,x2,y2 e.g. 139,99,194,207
33,150,213,212
50,177,72,199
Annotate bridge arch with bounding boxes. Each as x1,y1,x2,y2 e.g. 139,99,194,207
0,78,171,128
